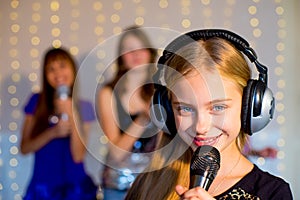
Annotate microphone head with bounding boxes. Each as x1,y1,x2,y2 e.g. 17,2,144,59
190,145,220,183
56,85,70,100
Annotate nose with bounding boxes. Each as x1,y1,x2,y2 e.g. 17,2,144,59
51,68,60,76
195,112,211,135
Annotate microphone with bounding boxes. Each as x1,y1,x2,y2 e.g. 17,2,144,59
49,85,71,124
190,145,220,191
56,84,70,100
56,85,70,121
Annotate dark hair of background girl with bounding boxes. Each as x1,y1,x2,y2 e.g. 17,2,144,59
106,25,157,102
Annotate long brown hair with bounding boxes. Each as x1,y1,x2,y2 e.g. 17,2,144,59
30,47,77,138
106,25,157,102
125,37,251,200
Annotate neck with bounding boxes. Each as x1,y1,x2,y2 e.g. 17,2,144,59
221,142,240,166
209,153,243,196
125,67,148,88
208,143,245,196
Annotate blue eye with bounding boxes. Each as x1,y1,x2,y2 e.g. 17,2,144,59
212,104,226,112
177,105,194,115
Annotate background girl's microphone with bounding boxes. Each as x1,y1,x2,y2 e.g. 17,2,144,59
56,84,70,101
56,85,70,121
49,85,70,124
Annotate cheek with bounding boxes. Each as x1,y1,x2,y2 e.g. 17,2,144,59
46,73,56,87
68,70,75,84
122,54,134,66
174,115,195,147
174,113,194,132
174,114,181,130
140,51,151,62
213,109,241,135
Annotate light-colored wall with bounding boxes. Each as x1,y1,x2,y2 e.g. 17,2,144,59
0,1,299,199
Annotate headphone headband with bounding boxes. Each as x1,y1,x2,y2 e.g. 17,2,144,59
157,29,268,84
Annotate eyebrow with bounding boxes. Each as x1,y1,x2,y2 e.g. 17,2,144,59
172,98,233,106
210,98,232,104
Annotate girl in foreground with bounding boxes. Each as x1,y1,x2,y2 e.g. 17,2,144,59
125,30,292,199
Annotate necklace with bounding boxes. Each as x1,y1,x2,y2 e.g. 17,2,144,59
211,153,242,196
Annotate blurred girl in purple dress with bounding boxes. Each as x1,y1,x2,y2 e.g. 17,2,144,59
20,47,97,200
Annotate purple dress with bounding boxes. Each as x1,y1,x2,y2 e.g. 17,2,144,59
23,93,97,200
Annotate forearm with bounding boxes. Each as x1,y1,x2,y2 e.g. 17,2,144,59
20,127,56,154
70,130,87,163
70,131,86,162
69,113,88,163
108,114,149,161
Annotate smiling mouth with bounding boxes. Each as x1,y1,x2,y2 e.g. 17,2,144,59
193,134,222,146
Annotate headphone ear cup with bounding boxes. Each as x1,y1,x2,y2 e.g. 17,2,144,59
242,80,275,135
241,79,254,134
150,86,177,136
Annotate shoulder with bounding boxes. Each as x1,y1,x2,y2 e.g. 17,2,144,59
78,99,93,109
26,93,40,104
251,165,289,185
97,86,118,105
98,86,113,97
243,165,293,199
216,164,293,199
78,99,96,122
24,93,40,114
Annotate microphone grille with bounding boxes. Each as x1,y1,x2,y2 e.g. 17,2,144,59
190,145,220,178
56,85,70,100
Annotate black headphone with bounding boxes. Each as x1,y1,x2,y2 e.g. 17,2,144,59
150,29,275,136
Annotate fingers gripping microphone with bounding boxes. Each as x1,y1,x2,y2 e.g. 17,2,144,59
190,145,220,191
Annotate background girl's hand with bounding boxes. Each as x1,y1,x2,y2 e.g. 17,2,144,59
54,119,71,138
175,185,215,200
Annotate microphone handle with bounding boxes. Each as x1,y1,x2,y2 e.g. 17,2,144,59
190,174,213,191
57,86,69,121
61,113,68,121
59,94,68,100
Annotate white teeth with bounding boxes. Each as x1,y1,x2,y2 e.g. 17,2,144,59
206,138,214,142
198,135,220,143
200,137,215,142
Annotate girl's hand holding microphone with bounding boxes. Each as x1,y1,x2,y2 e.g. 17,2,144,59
53,85,73,138
175,185,215,200
53,98,73,138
